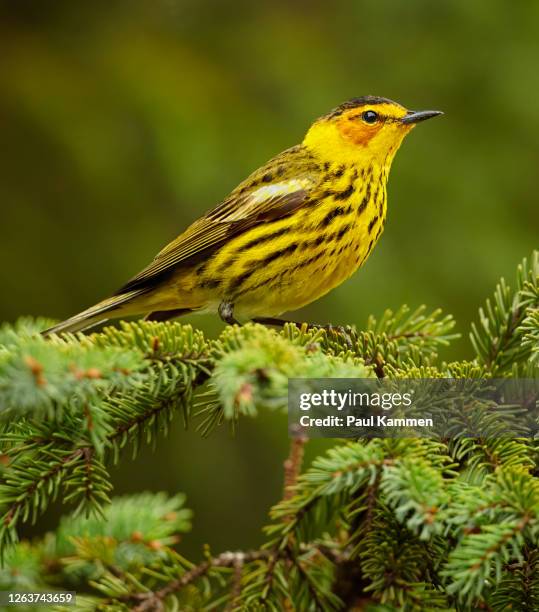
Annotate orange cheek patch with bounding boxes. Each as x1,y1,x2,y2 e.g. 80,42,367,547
337,117,381,146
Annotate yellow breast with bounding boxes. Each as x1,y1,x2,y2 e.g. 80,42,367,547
163,161,388,319
223,163,387,317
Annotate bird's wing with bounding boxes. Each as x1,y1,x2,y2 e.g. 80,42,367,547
115,146,319,294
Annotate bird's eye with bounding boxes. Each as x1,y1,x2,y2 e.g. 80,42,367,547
362,110,379,124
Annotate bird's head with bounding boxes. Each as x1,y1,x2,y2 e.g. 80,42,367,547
304,96,442,167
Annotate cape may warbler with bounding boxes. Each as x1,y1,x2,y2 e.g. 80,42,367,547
43,96,442,336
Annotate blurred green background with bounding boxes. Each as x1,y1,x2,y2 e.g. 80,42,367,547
1,0,538,556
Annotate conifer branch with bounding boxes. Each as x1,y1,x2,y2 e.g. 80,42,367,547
471,251,539,374
0,251,537,609
129,550,272,611
283,426,308,500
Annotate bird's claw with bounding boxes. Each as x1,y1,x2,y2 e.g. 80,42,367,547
308,323,355,349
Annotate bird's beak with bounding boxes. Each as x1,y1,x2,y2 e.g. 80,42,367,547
401,109,443,124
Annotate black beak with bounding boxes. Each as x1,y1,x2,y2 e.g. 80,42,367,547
401,109,443,124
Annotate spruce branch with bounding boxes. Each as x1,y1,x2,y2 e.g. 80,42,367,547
471,250,539,374
283,426,308,500
318,305,458,378
128,549,272,612
443,468,539,605
0,251,537,609
489,547,539,611
0,322,211,554
0,332,144,421
197,323,372,433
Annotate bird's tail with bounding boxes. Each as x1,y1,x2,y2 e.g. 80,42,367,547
41,290,145,337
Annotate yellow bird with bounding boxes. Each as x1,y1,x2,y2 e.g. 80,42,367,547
43,96,442,336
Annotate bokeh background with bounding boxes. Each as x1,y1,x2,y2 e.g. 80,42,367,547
1,0,538,556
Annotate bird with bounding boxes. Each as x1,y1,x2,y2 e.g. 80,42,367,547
42,96,442,337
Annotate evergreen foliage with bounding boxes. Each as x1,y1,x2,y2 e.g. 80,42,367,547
0,251,537,610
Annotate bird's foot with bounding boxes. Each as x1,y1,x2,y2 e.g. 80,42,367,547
307,322,355,349
252,317,355,349
218,301,240,325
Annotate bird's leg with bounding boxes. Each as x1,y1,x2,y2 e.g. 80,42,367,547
252,317,354,348
252,316,292,327
219,301,240,325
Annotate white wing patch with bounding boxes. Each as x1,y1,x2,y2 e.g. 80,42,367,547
223,178,312,221
249,179,312,204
